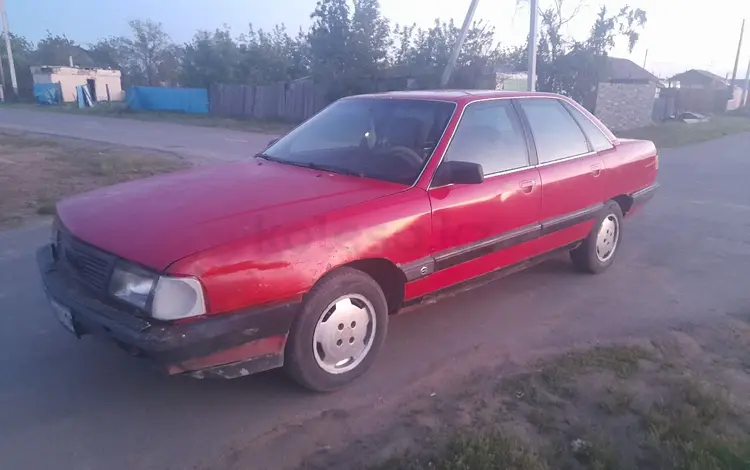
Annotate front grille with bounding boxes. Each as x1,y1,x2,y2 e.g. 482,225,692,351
57,229,116,292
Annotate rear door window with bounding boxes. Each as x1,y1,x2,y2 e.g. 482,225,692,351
443,100,529,176
518,99,589,164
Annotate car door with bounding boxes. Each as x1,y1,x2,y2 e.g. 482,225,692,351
516,98,605,251
410,99,542,297
562,100,650,198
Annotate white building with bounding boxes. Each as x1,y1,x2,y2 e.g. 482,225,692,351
494,71,529,91
31,66,124,103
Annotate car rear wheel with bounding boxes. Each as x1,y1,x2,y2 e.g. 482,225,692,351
570,200,623,274
284,267,388,392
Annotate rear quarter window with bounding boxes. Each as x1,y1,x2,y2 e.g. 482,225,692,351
561,102,614,152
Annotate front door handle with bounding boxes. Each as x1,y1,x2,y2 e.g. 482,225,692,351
590,163,603,177
519,179,535,193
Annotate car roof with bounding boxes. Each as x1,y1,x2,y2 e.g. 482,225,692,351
348,89,564,103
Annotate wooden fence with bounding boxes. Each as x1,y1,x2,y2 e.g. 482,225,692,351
209,79,328,122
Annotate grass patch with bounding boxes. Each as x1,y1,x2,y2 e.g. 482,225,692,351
2,102,295,135
375,434,547,470
597,388,634,416
543,345,651,379
360,338,750,470
641,379,750,469
618,115,750,148
0,131,189,229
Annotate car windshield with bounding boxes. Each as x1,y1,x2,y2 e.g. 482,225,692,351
262,98,456,185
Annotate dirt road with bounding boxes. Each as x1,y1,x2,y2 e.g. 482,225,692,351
0,107,275,163
1,132,749,470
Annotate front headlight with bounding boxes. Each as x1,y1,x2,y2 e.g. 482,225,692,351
108,261,207,320
109,262,157,309
151,276,206,321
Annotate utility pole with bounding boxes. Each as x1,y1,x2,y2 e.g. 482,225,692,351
730,19,745,89
0,0,17,97
440,0,481,88
527,0,539,91
742,57,750,107
643,49,649,69
0,46,6,102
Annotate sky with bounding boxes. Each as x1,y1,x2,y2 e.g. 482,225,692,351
5,0,750,79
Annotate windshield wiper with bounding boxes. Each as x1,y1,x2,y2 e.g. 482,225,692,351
304,162,365,178
255,154,365,178
254,152,285,163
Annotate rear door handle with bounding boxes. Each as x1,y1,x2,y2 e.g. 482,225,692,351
519,180,535,193
590,163,603,177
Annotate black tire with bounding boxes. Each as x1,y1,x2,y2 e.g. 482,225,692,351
570,200,624,274
284,267,388,392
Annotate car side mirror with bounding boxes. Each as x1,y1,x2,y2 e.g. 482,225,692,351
433,161,484,186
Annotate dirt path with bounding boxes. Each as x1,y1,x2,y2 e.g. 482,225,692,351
0,107,275,164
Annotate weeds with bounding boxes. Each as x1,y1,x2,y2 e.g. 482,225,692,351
373,340,750,470
376,434,547,470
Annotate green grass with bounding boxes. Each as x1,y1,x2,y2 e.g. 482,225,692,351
1,102,295,135
641,380,750,470
618,114,750,148
375,434,547,470
373,343,750,470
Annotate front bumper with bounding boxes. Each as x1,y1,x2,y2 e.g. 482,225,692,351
37,244,299,379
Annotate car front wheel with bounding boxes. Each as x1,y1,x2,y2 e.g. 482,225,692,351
284,267,388,392
570,200,623,274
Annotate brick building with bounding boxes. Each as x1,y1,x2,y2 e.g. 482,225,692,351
592,57,660,132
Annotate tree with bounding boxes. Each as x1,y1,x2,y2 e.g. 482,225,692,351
88,37,128,69
348,0,391,76
307,0,392,97
181,28,240,88
308,0,354,83
391,19,501,88
120,19,180,86
237,24,309,85
35,32,94,67
390,23,416,65
531,1,647,108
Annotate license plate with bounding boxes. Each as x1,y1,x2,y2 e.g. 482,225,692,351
49,298,76,335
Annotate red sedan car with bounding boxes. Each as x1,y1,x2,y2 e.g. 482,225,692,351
37,90,658,391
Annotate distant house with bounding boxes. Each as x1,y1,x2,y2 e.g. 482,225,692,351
494,68,528,92
592,57,661,131
667,69,743,113
31,66,124,103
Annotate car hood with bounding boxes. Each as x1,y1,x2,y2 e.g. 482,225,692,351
57,160,405,270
